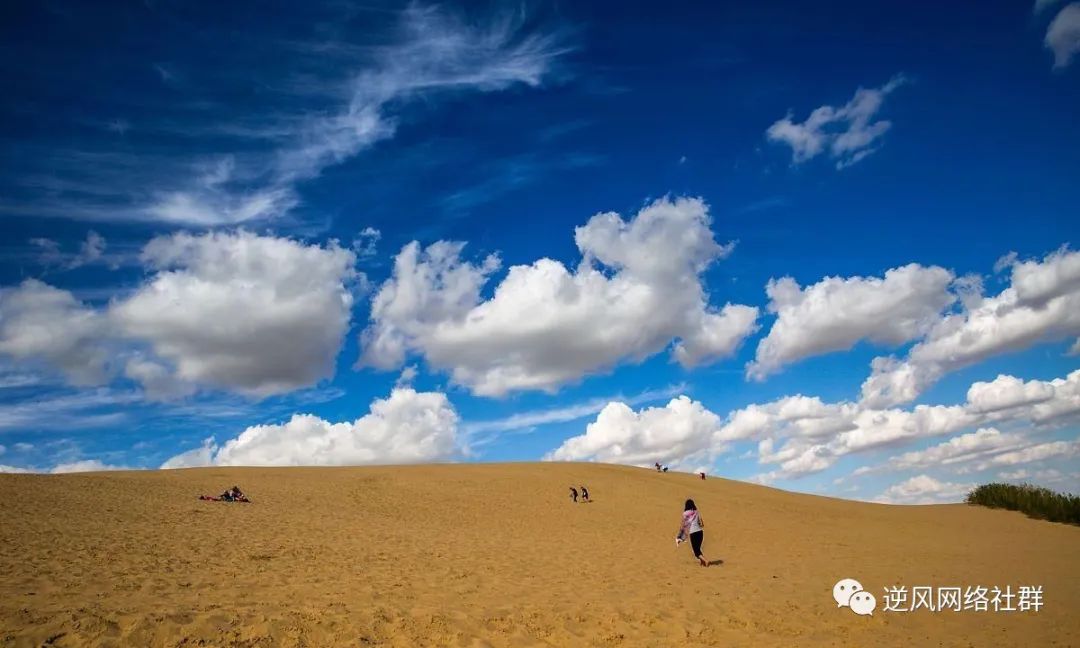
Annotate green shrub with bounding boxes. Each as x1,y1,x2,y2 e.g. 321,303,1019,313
966,482,1080,526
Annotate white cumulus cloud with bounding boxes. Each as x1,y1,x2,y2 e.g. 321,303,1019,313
564,367,1079,483
122,355,198,401
0,465,33,473
970,438,1080,471
861,247,1080,407
998,468,1079,494
876,474,973,504
1045,3,1080,69
360,197,759,396
781,369,1080,479
0,280,110,385
112,230,358,397
748,264,955,380
766,75,906,169
0,231,361,399
886,428,1027,471
161,387,460,467
544,395,723,468
965,374,1056,413
50,459,132,473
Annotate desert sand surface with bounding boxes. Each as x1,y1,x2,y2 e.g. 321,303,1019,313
1,462,1078,647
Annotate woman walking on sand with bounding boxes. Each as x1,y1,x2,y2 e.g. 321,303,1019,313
676,499,709,567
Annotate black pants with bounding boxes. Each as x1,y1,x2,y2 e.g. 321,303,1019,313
690,531,704,558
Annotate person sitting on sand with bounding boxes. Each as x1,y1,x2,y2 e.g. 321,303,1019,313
570,486,579,503
199,486,250,502
580,485,590,502
219,486,247,502
677,499,709,567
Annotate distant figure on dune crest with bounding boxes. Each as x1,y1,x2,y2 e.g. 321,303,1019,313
699,472,706,480
676,499,709,567
569,486,579,503
655,462,662,472
580,485,590,502
662,466,669,473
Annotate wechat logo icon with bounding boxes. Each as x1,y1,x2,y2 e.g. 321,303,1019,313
833,578,877,616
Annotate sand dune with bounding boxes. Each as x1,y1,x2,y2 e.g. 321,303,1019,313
1,463,1077,647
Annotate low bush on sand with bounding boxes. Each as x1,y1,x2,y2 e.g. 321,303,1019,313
966,483,1080,526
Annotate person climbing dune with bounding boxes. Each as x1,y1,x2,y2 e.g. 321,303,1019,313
676,499,709,567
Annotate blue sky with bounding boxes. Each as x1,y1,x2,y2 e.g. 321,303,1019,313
0,0,1077,502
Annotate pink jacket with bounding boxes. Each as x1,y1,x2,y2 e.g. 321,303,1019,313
680,509,704,535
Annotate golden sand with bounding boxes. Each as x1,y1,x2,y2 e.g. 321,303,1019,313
1,462,1077,647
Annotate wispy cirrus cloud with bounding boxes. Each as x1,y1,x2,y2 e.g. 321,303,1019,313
26,231,135,272
463,383,686,446
438,151,603,216
0,389,138,431
1,4,570,227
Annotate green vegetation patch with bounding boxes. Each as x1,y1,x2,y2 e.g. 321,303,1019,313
966,483,1080,526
